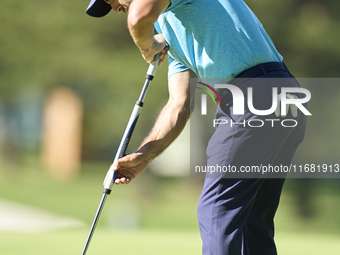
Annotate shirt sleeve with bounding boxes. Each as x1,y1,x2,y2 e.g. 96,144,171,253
168,54,190,78
154,2,191,78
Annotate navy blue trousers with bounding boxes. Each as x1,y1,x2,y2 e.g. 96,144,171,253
197,62,307,255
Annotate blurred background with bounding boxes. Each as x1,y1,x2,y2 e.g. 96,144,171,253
0,0,339,254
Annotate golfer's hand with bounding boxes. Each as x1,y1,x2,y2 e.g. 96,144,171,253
109,152,151,184
141,34,168,66
157,43,169,66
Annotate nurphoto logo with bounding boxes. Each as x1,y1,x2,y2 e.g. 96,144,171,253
198,83,312,128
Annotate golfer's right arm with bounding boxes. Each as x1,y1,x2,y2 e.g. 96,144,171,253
111,70,194,184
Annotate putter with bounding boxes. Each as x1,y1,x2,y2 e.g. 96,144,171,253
81,55,160,255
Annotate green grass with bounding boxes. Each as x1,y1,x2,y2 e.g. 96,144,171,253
1,159,340,255
276,232,340,255
0,229,201,255
0,228,339,255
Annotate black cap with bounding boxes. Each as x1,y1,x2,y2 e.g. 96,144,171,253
86,0,112,17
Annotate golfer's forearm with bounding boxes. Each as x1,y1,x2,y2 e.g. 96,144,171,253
127,0,169,54
138,100,190,161
128,15,155,54
137,70,193,161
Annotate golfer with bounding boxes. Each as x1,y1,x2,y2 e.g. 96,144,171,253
85,0,307,254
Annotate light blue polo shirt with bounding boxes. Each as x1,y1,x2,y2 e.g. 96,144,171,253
155,0,283,83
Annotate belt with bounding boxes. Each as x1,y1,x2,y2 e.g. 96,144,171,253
219,62,290,103
235,62,289,78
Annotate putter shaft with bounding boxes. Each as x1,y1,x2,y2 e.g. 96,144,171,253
81,57,160,255
81,193,108,255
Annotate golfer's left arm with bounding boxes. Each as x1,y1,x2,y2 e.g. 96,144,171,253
127,0,170,62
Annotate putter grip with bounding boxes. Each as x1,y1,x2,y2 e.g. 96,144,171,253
147,42,168,78
146,55,160,79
